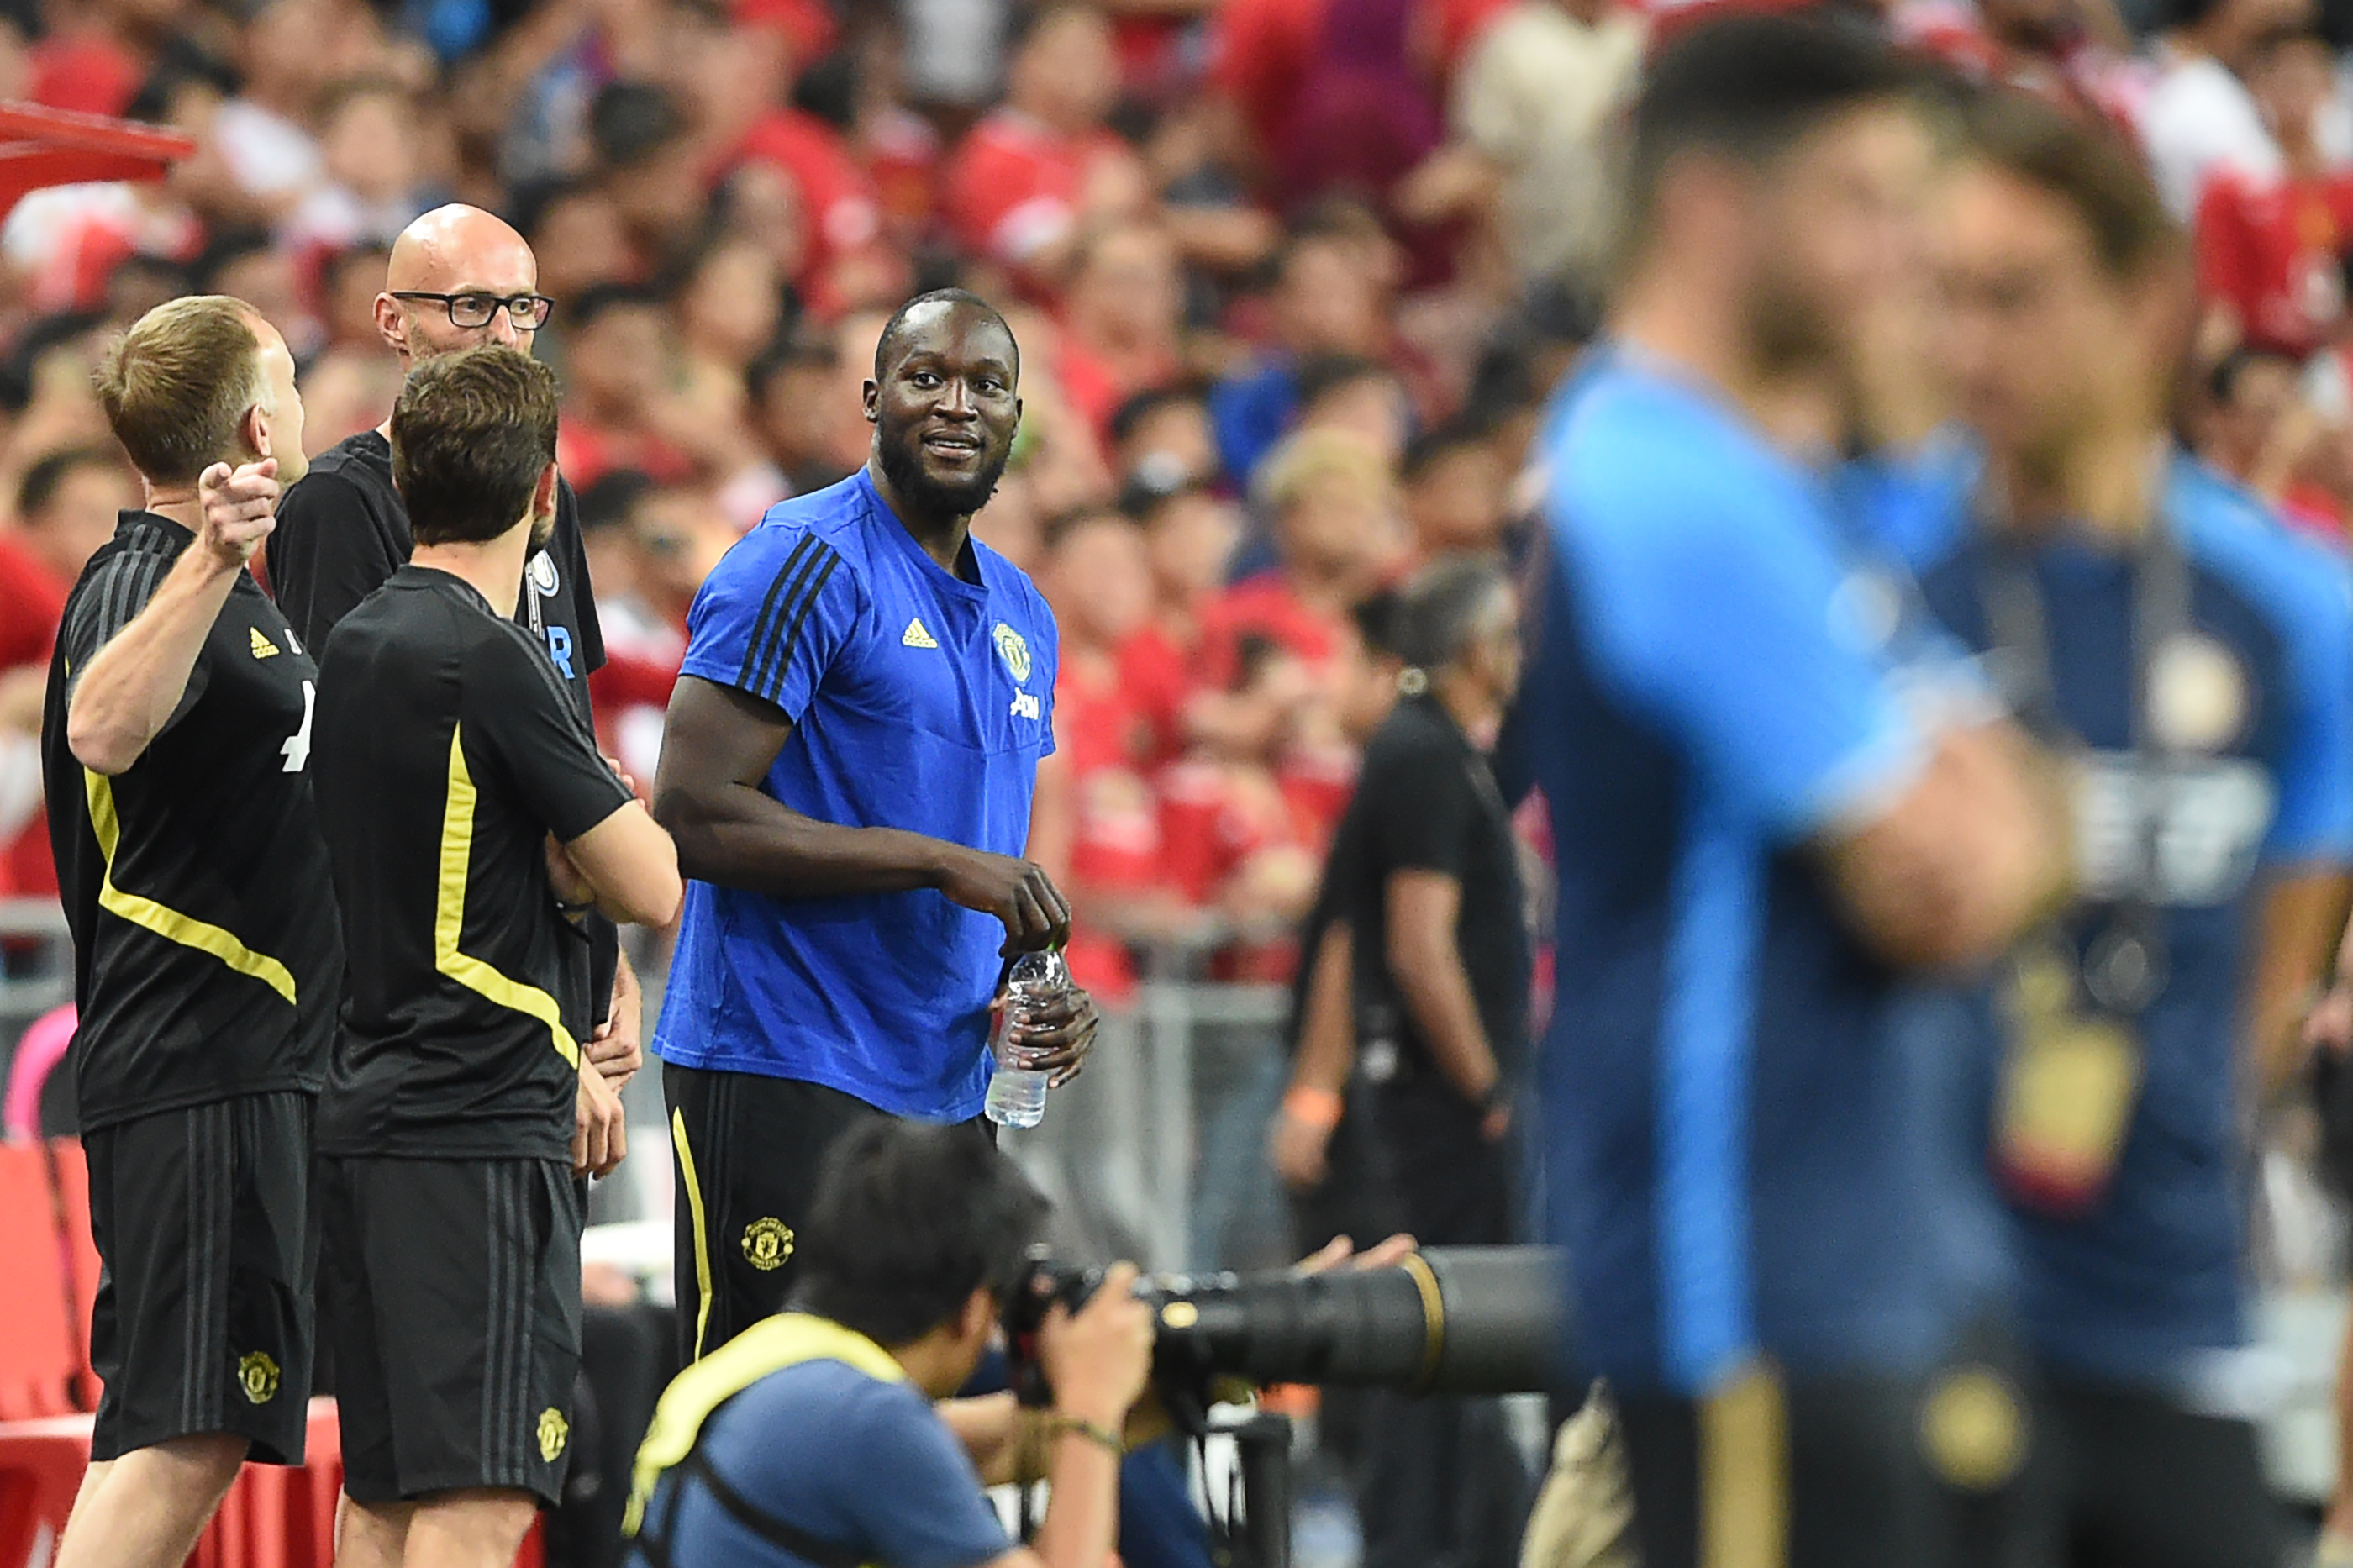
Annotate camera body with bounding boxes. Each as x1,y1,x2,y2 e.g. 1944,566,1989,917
999,1246,1566,1429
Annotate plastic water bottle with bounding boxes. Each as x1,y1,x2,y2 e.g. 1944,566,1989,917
983,949,1068,1129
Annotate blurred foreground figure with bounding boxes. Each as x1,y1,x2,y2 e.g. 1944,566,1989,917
1506,18,2070,1566
1898,95,2353,1568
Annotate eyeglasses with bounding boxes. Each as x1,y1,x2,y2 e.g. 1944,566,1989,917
390,291,555,331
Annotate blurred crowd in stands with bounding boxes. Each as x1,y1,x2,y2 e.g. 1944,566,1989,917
12,0,2353,1004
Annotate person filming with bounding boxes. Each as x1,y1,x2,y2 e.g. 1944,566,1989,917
622,1119,1153,1568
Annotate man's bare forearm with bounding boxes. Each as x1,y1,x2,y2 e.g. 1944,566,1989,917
67,545,240,775
655,781,956,898
1390,933,1499,1104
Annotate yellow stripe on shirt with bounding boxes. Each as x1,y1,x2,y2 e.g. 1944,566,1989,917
437,723,581,1069
83,768,297,1005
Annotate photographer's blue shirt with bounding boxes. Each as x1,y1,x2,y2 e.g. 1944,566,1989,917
1885,450,2353,1389
651,469,1059,1120
1511,353,2008,1397
647,1358,1009,1568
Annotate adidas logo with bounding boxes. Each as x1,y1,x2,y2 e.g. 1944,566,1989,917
902,618,939,650
250,627,281,660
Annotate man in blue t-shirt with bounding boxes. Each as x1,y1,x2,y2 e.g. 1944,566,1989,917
650,289,1099,1362
623,1120,1154,1568
1892,99,2353,1568
1508,19,2074,1567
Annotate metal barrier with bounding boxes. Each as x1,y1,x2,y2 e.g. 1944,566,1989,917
1003,981,1293,1276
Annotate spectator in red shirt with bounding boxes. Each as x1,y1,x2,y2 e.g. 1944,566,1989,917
2195,25,2353,359
1055,221,1187,447
944,3,1150,291
1119,460,1245,766
555,283,703,489
592,81,711,276
1157,632,1329,980
1034,509,1197,999
0,445,139,897
1206,428,1399,685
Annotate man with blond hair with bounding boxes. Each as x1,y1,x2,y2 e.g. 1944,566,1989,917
267,202,644,1105
39,294,338,1568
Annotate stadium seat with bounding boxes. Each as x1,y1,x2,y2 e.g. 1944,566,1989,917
45,1139,103,1410
0,1412,91,1568
0,1143,77,1421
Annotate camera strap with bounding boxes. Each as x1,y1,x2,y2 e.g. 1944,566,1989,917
629,1433,877,1568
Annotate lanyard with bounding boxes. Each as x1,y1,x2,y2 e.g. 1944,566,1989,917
1974,503,2189,1016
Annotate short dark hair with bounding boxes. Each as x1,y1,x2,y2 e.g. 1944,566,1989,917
570,282,665,333
1393,553,1510,671
18,445,124,524
790,1122,1050,1345
392,346,561,546
1108,382,1202,450
872,287,1019,382
1293,353,1394,413
590,80,686,168
578,467,654,534
1629,13,1917,242
1961,90,2178,281
1403,418,1495,482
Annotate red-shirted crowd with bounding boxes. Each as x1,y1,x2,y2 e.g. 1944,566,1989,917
7,0,2353,1010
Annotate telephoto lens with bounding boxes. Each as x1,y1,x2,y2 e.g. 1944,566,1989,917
1003,1246,1566,1413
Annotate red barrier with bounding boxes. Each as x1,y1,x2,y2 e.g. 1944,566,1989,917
0,1400,546,1568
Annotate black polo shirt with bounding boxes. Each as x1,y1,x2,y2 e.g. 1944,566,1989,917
1330,692,1529,1091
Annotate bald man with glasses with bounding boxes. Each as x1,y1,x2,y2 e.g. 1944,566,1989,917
268,203,645,1113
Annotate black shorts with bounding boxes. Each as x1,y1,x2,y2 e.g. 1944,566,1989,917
664,1062,992,1364
318,1156,582,1507
84,1092,316,1466
2021,1376,2281,1568
1615,1336,2039,1568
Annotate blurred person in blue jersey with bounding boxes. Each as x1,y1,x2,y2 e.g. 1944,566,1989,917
1897,94,2353,1568
649,288,1098,1366
1507,18,2077,1568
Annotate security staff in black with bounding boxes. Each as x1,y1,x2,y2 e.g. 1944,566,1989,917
266,203,635,1084
1326,555,1532,1568
42,296,338,1568
309,346,681,1568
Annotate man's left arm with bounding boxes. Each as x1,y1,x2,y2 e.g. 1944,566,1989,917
587,950,642,1087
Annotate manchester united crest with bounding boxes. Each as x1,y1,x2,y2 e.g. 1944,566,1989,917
741,1217,794,1271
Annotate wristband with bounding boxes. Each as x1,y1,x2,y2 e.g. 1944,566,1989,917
1283,1084,1344,1131
556,893,597,917
1051,1414,1124,1455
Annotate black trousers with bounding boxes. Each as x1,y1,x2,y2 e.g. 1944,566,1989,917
1355,1076,1529,1568
2019,1376,2281,1568
662,1062,991,1363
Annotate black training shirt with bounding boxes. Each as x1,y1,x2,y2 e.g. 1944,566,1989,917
1332,692,1529,1089
266,426,620,1014
313,565,633,1161
42,511,343,1130
267,429,606,706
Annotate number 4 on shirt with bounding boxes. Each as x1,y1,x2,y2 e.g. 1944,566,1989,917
282,680,314,773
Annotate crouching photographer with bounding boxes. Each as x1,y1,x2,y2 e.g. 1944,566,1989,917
620,1121,1154,1568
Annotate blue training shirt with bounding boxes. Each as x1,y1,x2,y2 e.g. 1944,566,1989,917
1512,353,2009,1397
651,469,1059,1120
640,1359,1010,1568
1887,450,2353,1388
